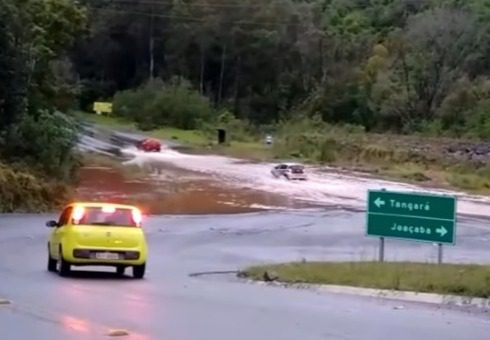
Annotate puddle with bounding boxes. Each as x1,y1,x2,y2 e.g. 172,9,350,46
75,166,320,215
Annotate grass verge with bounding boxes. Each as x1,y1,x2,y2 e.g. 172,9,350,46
76,111,273,159
242,262,490,298
76,112,209,146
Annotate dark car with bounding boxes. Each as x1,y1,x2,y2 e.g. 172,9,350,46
271,164,307,180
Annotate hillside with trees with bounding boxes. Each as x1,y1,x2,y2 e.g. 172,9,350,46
73,0,490,138
71,0,490,192
0,0,86,211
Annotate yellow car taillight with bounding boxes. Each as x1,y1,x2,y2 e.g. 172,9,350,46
132,208,142,226
72,206,85,224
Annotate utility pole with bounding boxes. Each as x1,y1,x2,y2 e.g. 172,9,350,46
217,43,226,105
149,4,155,79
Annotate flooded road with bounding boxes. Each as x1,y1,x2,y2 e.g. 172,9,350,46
120,146,490,219
77,125,490,218
76,166,323,215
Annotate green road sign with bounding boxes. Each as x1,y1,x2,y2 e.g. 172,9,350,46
366,190,457,244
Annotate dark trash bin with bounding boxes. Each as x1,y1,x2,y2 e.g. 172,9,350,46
217,128,226,144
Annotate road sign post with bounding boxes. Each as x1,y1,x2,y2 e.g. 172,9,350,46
379,237,385,262
438,243,443,264
367,190,457,263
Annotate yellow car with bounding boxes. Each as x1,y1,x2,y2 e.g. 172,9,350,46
46,202,148,279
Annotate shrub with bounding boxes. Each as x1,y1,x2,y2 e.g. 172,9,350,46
465,100,490,139
113,78,214,131
200,110,258,143
319,138,338,163
3,110,80,181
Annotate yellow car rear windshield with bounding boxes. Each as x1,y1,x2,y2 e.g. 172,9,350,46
73,206,141,227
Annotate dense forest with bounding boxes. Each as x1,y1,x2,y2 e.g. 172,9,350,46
0,0,86,211
1,0,490,210
71,0,490,137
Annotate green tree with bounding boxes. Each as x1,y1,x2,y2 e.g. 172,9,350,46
0,0,87,179
114,78,214,130
369,7,481,130
6,111,80,180
71,0,490,136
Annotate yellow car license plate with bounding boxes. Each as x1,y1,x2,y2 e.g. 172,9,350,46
95,252,120,260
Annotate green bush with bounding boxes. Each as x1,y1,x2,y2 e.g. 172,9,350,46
276,114,329,137
319,138,338,163
3,110,80,181
201,110,258,143
465,100,490,139
113,80,160,126
113,78,214,131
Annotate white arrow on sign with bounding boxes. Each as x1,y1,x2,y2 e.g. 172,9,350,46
436,226,448,237
374,197,386,208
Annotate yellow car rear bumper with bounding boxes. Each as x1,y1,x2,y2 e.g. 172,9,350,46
61,245,147,266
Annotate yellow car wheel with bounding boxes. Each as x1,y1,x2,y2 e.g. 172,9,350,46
47,244,56,272
58,247,71,277
132,263,146,279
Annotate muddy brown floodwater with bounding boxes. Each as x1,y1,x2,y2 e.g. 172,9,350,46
75,164,319,215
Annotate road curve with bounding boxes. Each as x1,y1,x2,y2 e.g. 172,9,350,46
1,211,490,340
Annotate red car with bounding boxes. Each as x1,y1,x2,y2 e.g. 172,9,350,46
136,138,161,152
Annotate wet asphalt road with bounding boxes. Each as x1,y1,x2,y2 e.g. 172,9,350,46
1,210,490,340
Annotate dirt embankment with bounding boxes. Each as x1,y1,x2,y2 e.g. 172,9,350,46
386,135,490,165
